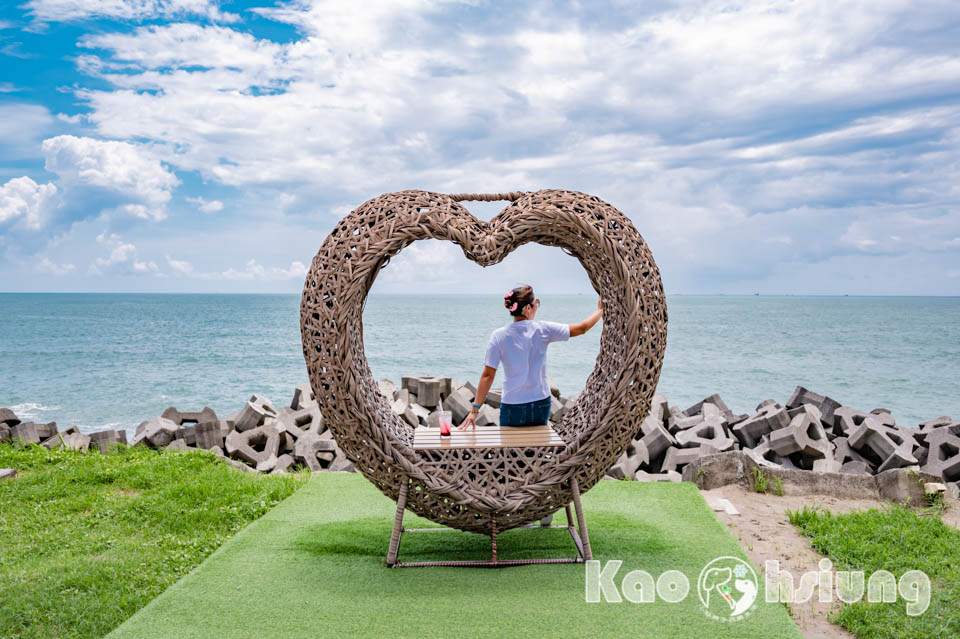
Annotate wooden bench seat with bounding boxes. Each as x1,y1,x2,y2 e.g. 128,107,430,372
412,424,565,450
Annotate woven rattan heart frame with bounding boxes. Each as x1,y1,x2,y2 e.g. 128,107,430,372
300,189,667,534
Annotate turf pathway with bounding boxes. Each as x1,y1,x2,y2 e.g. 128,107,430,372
107,473,801,638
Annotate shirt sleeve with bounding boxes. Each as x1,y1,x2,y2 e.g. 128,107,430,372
483,334,501,369
542,321,571,343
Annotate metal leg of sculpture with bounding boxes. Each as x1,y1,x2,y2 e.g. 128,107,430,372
386,477,591,567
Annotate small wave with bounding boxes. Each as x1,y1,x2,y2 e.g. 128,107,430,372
9,403,60,418
72,422,135,436
74,422,123,430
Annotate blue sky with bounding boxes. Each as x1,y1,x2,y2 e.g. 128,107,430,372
1,0,959,295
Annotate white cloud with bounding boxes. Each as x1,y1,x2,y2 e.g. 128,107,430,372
221,258,264,280
25,0,238,24
165,255,193,275
93,232,136,267
90,232,159,275
81,22,282,71
272,260,307,279
42,135,179,222
251,0,444,46
379,240,461,285
133,260,159,272
0,177,58,230
186,196,223,213
833,209,960,257
69,2,960,203
164,255,307,280
37,257,75,275
221,259,307,280
7,1,960,292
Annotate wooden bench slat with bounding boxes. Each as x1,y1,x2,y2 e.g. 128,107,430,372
413,425,565,450
415,436,564,443
416,426,555,435
415,440,565,450
416,430,558,439
414,437,565,443
416,426,554,434
415,436,561,441
415,429,559,440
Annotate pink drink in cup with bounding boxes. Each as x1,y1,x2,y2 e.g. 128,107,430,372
438,410,452,436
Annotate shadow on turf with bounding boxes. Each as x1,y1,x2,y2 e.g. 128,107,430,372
294,512,670,564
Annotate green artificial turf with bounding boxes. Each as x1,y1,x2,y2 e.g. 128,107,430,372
108,474,801,638
0,444,307,639
789,504,960,639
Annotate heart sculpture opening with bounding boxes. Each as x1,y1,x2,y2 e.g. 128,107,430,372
300,189,667,534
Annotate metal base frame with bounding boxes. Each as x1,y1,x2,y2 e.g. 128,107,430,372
385,476,593,568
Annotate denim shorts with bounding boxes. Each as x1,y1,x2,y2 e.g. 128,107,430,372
499,396,552,427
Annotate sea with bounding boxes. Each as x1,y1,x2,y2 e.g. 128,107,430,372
1,294,958,437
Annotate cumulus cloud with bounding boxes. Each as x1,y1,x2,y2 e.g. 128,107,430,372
0,134,179,258
37,257,75,275
271,260,308,280
378,240,462,285
186,196,223,213
220,259,264,280
222,259,307,280
90,232,159,275
165,255,193,275
41,134,180,222
25,0,238,24
91,232,136,268
0,177,58,230
164,255,307,280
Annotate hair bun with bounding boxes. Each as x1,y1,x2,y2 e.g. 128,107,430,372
503,284,534,317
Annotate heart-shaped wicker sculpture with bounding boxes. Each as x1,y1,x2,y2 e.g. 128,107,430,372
300,189,667,534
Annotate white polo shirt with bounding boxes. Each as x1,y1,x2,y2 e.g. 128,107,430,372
483,319,570,404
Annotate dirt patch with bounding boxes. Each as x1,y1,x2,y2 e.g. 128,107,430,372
113,488,141,497
701,484,959,638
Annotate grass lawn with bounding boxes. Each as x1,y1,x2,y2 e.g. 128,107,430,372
108,473,801,638
0,444,307,639
789,504,960,639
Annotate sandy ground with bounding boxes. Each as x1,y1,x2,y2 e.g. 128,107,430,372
700,485,959,639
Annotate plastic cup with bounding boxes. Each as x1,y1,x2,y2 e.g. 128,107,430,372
438,410,453,436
